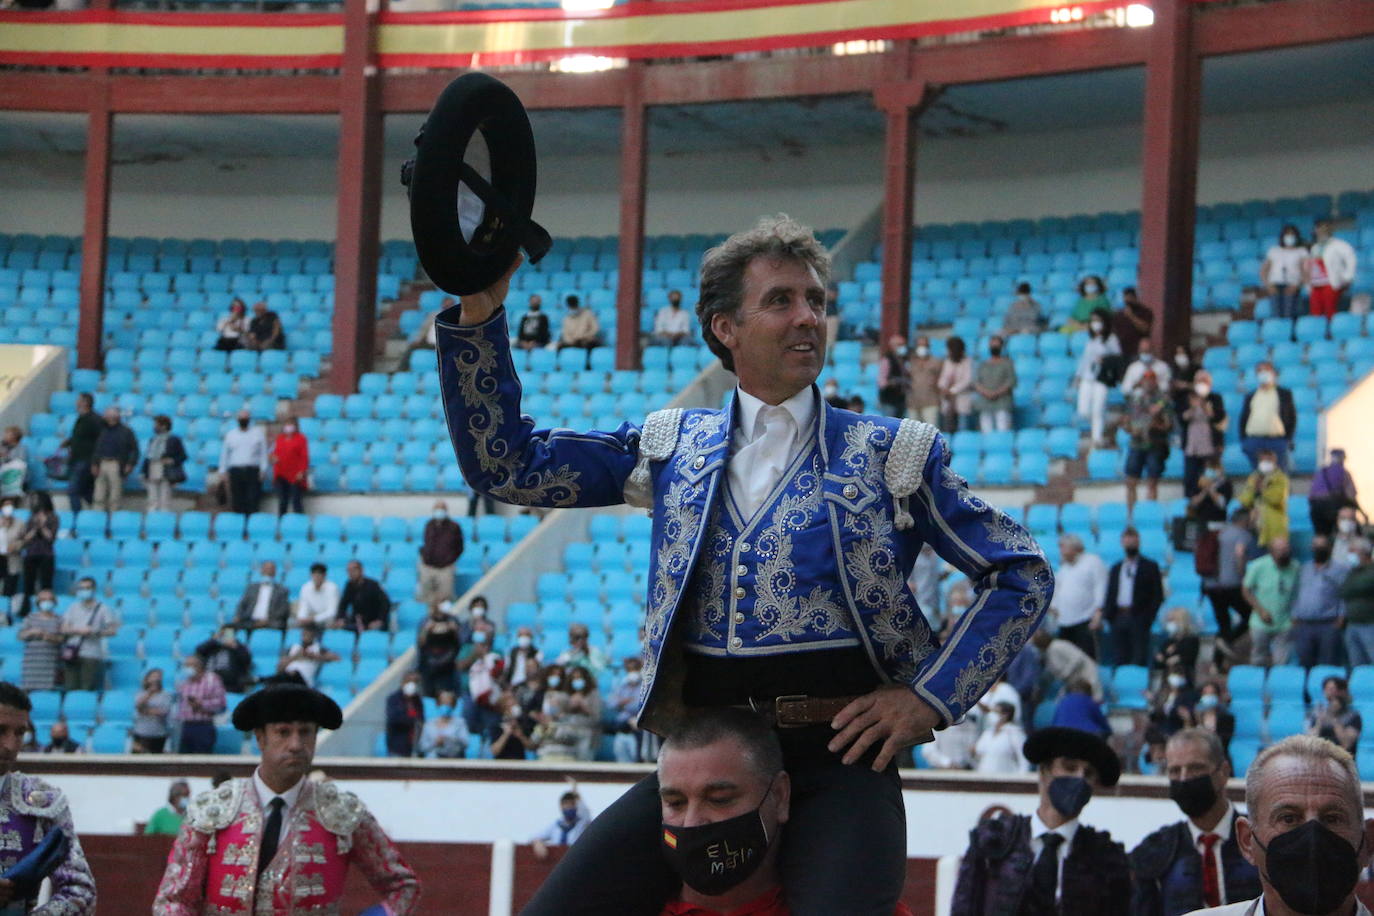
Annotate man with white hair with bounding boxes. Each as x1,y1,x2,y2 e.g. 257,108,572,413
1049,533,1108,660
1186,734,1374,915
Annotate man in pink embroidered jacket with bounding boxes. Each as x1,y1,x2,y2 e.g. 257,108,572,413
152,684,420,916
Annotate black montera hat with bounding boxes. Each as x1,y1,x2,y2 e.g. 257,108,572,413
1022,726,1121,787
403,72,552,296
231,684,343,732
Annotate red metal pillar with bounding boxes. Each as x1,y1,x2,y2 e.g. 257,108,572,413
875,80,927,345
614,61,648,372
76,0,114,372
329,0,383,394
1138,0,1200,354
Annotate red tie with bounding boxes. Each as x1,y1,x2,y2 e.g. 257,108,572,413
1199,833,1221,907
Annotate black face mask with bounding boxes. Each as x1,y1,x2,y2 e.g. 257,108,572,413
1047,776,1093,820
1124,546,1140,558
661,780,776,897
237,419,250,430
989,347,1003,357
1313,547,1332,563
1168,773,1218,819
1254,819,1363,915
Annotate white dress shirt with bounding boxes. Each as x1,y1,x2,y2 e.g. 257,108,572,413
219,425,268,474
251,583,275,623
1121,357,1173,396
1186,804,1235,903
252,769,305,848
1030,811,1080,903
654,305,691,336
295,580,340,627
727,387,816,521
1049,553,1108,627
1116,557,1139,609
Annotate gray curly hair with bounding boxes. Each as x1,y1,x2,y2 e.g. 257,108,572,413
695,214,831,373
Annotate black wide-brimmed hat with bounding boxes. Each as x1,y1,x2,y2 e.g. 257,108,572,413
1023,726,1121,787
403,72,552,296
231,684,343,732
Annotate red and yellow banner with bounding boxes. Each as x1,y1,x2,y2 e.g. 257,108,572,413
0,0,1135,70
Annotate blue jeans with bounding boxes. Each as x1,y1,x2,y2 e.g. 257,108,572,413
66,463,93,515
1346,624,1374,667
1272,284,1304,321
1290,619,1343,668
1241,436,1291,472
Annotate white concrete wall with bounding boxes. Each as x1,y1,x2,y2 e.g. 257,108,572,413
3,99,1373,241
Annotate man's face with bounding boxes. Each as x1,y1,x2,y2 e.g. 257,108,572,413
347,562,362,582
0,706,26,772
311,569,325,586
77,396,92,414
529,295,541,310
103,408,120,426
1324,680,1342,704
1059,538,1081,563
1122,531,1140,554
256,722,318,787
253,302,266,316
1239,757,1372,878
569,627,588,646
1315,222,1332,241
1165,738,1228,800
50,722,68,743
261,561,276,580
668,291,682,308
711,256,825,403
219,628,237,647
301,628,318,647
186,656,205,677
658,737,789,836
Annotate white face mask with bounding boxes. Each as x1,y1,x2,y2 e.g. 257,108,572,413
0,505,11,518
1167,674,1186,689
1174,354,1189,368
472,606,486,619
1083,282,1101,295
1164,621,1180,637
1257,370,1276,386
433,509,447,521
1139,353,1154,364
283,424,297,435
1338,518,1357,534
1194,383,1211,397
625,671,642,685
915,345,930,358
516,634,533,649
1258,460,1277,474
1283,233,1298,246
402,682,418,697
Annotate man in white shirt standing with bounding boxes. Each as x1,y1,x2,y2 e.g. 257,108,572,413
294,562,340,628
651,289,693,348
218,408,268,517
1049,534,1109,660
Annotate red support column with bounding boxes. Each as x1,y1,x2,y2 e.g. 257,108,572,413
77,105,112,372
329,0,383,394
875,80,927,345
614,62,648,372
1138,0,1200,354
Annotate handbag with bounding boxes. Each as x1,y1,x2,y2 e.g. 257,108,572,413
164,463,187,485
44,449,69,482
1095,354,1125,388
1193,528,1220,578
61,604,103,664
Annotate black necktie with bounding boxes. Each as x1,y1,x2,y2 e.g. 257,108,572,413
1031,832,1065,910
257,797,286,876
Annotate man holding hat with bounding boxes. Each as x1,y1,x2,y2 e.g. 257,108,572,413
153,684,420,915
952,725,1130,914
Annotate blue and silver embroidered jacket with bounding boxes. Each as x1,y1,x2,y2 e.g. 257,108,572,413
436,307,1053,733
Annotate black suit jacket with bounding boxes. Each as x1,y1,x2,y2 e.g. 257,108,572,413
1105,555,1164,621
1238,386,1296,442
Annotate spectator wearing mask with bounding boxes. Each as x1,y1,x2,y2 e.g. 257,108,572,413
234,561,291,631
1149,661,1200,738
245,300,286,350
1113,287,1154,358
556,294,601,368
531,786,591,859
1306,218,1358,318
1001,282,1044,337
905,336,942,425
294,563,340,628
1076,307,1122,448
140,415,186,513
18,589,61,690
384,671,426,757
1238,449,1289,548
543,665,601,761
606,657,645,763
936,335,974,432
176,654,226,753
1123,369,1174,514
418,499,463,607
15,491,57,617
1120,338,1172,398
214,299,248,351
974,335,1017,433
504,625,542,689
269,419,309,516
0,502,21,618
1104,527,1165,668
1288,534,1350,668
1153,607,1201,683
145,781,191,836
652,289,692,348
1261,223,1308,323
1194,682,1235,756
61,392,102,516
1342,539,1374,666
489,690,533,761
91,406,139,514
974,701,1030,774
515,293,551,350
218,409,268,516
1309,448,1359,538
1306,676,1361,757
1051,679,1111,739
876,335,910,418
132,667,173,753
416,603,462,698
0,427,28,503
194,625,255,694
418,689,470,758
1241,537,1299,666
1238,361,1296,472
279,623,341,687
1333,507,1366,568
464,596,495,644
556,622,608,680
43,720,81,754
1049,533,1109,660
60,577,118,691
338,560,390,632
1203,510,1256,663
1129,728,1260,914
1070,274,1111,328
458,626,503,737
1189,457,1233,527
821,379,845,409
1168,345,1199,416
1180,372,1227,497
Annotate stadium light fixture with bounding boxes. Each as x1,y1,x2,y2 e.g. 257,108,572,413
1125,3,1154,27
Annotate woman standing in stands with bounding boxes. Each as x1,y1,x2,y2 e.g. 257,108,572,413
1261,224,1307,324
1179,370,1227,496
936,335,974,432
1075,306,1122,449
15,491,58,617
269,418,310,516
132,667,173,753
18,589,62,690
141,415,187,513
214,298,248,351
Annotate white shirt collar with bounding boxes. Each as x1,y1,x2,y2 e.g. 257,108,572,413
1032,810,1080,849
253,769,305,813
1187,803,1235,846
734,386,816,444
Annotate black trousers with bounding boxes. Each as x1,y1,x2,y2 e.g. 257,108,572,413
1309,496,1350,538
1112,613,1153,668
1058,621,1098,660
520,727,907,916
275,478,304,516
227,466,261,515
179,721,217,754
1207,586,1251,644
